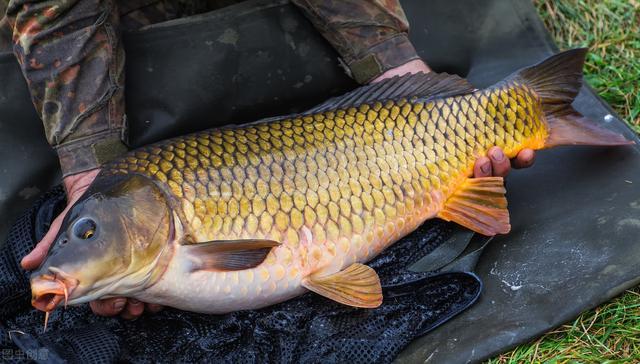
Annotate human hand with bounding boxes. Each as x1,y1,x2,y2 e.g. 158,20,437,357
473,147,535,178
89,297,164,319
371,59,432,83
21,168,163,318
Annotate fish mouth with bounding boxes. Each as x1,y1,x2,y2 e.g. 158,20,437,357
31,271,78,312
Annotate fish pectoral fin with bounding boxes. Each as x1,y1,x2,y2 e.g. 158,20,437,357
302,263,383,308
437,177,511,236
184,239,280,271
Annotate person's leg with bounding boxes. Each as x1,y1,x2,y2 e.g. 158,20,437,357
116,0,248,32
117,0,180,31
0,0,11,52
0,0,182,53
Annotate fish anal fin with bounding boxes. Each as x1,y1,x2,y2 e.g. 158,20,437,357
184,239,280,271
437,177,511,236
302,263,382,308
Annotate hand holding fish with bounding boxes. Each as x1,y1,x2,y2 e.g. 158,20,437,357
21,169,162,319
23,154,526,319
28,49,632,316
22,58,533,322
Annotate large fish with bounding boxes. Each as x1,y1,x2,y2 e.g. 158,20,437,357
31,49,632,316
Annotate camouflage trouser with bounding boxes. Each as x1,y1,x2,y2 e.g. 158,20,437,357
2,0,417,176
0,0,241,51
0,1,9,50
0,0,250,176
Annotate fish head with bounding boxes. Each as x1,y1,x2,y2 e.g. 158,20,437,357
31,174,174,312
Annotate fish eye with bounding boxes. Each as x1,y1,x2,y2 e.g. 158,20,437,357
73,218,97,240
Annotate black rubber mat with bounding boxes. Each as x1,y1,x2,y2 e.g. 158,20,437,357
0,0,638,362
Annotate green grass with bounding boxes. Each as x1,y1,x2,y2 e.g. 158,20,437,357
489,1,640,362
537,0,640,133
490,288,640,362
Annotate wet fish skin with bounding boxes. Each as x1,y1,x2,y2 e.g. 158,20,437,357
112,83,544,244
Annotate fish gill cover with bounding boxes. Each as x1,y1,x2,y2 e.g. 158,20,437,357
0,186,481,363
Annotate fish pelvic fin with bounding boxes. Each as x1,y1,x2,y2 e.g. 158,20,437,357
437,177,510,236
509,48,633,147
302,264,382,308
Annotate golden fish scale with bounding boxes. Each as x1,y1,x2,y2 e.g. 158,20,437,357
107,82,546,284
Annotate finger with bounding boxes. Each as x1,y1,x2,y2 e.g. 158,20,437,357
21,238,53,271
121,299,145,320
90,297,127,317
473,156,492,178
146,303,164,314
488,147,511,177
512,148,536,169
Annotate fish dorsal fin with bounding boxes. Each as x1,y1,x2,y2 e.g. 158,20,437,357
232,72,476,128
302,263,382,308
305,71,476,114
183,239,280,271
437,177,511,236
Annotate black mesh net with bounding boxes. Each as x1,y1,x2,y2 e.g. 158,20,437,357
0,187,482,363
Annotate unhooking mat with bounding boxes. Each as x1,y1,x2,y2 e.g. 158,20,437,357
0,0,639,363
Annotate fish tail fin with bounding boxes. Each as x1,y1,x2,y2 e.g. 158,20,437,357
510,48,633,148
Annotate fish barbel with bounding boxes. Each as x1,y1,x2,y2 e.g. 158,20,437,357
30,49,632,314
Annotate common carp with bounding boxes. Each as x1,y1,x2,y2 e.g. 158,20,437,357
30,49,632,316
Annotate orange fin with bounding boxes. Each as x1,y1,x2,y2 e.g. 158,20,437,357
437,177,510,236
302,263,382,308
184,239,280,271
